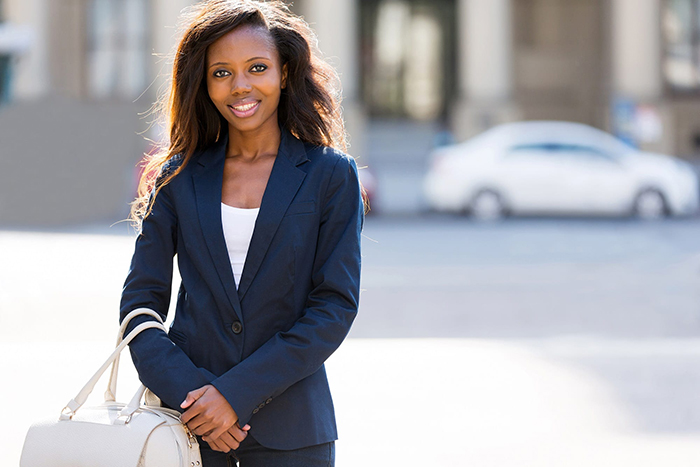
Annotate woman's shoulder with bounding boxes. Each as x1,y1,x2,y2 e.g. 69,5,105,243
153,153,186,187
162,153,185,175
302,143,357,171
299,143,361,203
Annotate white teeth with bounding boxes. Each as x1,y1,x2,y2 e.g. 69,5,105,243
232,102,257,111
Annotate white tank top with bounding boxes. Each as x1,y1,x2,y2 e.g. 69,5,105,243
221,203,260,289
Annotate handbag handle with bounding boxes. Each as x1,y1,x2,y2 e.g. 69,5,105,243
105,308,164,402
60,313,166,421
114,384,149,424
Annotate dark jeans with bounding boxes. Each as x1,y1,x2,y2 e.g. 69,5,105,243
198,434,335,467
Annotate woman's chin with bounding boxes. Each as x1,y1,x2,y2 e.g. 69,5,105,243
226,113,277,134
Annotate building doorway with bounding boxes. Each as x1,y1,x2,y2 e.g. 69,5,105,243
359,0,457,122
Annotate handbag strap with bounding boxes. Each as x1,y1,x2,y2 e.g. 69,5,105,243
114,384,149,424
105,308,164,402
60,318,166,420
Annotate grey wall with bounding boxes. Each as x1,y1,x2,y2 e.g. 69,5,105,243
0,98,149,227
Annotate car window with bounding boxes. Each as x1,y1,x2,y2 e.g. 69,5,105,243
566,144,618,163
508,143,617,163
509,143,562,153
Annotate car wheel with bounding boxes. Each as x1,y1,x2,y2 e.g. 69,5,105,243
469,190,506,221
634,189,668,220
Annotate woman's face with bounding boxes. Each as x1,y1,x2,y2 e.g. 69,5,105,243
206,25,287,136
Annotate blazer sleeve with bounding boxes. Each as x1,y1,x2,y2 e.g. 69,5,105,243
211,154,364,426
120,168,213,411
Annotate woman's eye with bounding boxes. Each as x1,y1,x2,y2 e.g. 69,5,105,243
251,64,268,72
213,70,230,78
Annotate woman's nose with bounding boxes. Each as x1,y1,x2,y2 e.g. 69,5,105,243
231,74,252,94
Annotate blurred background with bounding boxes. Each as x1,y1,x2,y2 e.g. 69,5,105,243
3,0,700,220
3,0,700,465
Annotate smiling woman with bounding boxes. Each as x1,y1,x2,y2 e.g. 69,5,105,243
119,1,365,466
206,26,287,138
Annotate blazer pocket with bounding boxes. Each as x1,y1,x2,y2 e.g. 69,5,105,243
284,201,316,216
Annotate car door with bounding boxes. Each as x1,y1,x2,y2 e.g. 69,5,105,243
563,145,633,213
496,143,585,214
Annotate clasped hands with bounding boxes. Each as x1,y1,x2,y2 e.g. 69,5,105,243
181,384,250,453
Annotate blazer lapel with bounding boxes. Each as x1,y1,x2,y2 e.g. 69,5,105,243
192,136,244,321
237,129,308,301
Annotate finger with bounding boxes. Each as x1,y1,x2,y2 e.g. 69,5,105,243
191,421,218,437
242,424,251,431
209,424,232,441
207,437,230,453
184,413,213,435
224,434,241,451
207,441,223,452
180,386,208,409
206,431,240,451
214,438,231,453
228,425,248,443
180,401,205,424
181,408,196,424
181,408,205,426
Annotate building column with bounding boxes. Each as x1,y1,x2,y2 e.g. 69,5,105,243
611,0,671,153
612,0,661,101
4,0,49,99
300,0,366,160
452,0,519,141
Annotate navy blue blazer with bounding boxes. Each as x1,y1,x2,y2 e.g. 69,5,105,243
119,127,363,450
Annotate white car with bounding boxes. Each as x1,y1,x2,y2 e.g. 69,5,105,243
423,121,699,220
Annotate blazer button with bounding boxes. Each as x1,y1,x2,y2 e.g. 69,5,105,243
231,321,243,334
266,398,272,404
252,408,259,414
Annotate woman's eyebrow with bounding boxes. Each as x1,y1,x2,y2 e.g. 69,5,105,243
208,57,271,68
245,56,271,62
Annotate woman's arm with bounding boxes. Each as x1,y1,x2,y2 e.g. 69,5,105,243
205,154,364,427
120,169,213,410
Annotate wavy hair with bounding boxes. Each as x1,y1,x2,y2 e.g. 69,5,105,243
131,0,355,224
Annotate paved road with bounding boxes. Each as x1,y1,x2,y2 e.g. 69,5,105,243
3,216,700,465
354,215,700,338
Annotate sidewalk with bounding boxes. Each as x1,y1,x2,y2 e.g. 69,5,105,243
3,230,700,465
5,338,700,466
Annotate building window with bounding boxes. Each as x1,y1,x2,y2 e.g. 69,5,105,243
663,0,700,91
359,0,457,120
86,0,149,99
0,0,10,103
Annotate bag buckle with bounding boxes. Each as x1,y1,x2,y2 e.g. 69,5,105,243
115,413,133,425
183,423,196,448
59,406,74,421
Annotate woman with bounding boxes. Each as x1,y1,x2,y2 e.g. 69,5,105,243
119,1,364,465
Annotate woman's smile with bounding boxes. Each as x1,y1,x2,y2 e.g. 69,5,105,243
228,100,261,118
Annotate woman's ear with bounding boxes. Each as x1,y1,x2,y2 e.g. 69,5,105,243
281,63,288,89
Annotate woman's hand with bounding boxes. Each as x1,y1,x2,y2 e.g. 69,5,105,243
181,384,240,443
205,423,251,453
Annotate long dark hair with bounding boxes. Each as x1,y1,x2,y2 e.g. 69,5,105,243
131,0,352,223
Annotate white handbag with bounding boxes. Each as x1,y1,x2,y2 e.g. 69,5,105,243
20,308,203,467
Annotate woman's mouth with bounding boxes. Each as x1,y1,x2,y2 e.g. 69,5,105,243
228,101,260,118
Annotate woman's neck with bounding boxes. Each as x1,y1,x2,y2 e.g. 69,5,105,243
226,123,281,161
